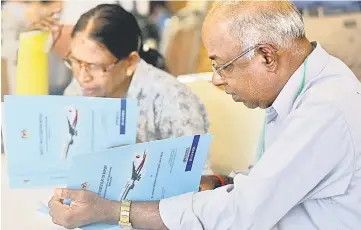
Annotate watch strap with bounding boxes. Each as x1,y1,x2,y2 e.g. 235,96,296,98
119,200,133,229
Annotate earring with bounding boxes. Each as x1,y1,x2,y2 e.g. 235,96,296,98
126,69,133,77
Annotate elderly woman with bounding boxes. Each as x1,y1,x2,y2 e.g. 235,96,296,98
63,4,204,144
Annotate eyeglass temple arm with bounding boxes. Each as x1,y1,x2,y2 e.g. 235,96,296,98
216,45,257,72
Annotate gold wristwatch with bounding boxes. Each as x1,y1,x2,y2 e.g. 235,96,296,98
119,200,133,229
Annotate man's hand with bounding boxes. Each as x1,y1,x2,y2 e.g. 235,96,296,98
199,175,234,191
48,188,120,229
199,175,220,191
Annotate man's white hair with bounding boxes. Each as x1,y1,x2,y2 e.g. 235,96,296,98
209,0,305,58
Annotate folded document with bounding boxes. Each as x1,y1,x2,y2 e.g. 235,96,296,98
2,95,137,188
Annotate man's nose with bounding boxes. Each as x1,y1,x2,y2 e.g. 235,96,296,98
77,66,92,83
212,72,226,86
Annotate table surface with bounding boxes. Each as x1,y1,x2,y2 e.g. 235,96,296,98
1,154,75,230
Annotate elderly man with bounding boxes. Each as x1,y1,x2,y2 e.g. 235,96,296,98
48,1,361,229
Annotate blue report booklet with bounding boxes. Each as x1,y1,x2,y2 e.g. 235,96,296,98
65,134,212,230
2,95,137,188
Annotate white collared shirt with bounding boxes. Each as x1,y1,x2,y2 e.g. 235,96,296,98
159,42,361,230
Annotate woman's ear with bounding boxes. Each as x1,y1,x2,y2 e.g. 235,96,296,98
126,51,140,77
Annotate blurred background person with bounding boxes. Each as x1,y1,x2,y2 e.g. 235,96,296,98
294,1,361,82
1,0,64,95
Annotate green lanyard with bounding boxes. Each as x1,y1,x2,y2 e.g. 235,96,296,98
255,57,309,162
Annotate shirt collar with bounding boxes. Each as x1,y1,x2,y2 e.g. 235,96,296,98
270,41,330,121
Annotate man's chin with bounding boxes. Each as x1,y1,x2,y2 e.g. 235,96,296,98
231,94,258,109
243,101,259,109
231,94,241,102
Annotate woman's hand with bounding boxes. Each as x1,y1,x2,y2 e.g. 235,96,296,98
27,16,63,41
26,4,63,41
25,2,61,24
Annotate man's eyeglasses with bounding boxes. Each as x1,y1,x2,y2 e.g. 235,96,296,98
211,45,260,79
64,54,120,76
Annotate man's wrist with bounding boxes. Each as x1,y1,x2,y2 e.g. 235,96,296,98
211,175,223,188
98,199,168,230
224,176,234,185
212,175,234,188
130,201,169,230
99,199,121,224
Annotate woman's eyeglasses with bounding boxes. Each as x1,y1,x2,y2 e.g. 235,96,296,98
64,54,120,76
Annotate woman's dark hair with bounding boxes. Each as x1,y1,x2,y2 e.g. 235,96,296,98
72,4,167,70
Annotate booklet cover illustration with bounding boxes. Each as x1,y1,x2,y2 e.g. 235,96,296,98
120,150,147,200
2,95,137,188
63,106,79,159
63,134,213,230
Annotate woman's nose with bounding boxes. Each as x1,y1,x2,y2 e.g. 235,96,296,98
77,66,92,83
212,72,226,86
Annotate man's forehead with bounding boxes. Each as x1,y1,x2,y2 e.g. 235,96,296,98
202,16,240,62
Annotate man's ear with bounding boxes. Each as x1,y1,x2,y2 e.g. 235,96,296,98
259,45,277,73
126,51,141,77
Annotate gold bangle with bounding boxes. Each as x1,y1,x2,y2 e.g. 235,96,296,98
119,200,133,229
